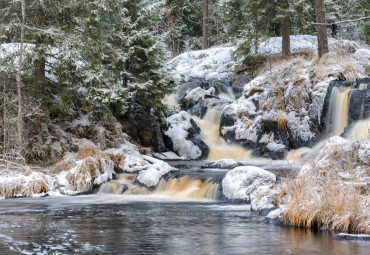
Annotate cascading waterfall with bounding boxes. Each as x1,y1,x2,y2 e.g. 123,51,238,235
155,176,220,200
345,118,370,141
327,86,352,136
98,174,220,200
193,108,255,161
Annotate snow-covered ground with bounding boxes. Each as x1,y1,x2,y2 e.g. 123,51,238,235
168,35,369,83
168,46,236,82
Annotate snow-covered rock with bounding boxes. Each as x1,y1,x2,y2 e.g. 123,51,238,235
57,156,115,195
164,111,209,159
136,156,177,187
265,207,285,224
222,166,276,202
201,159,243,169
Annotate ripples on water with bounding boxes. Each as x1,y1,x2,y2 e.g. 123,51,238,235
0,195,369,254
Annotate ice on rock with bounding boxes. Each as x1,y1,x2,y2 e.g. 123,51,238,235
222,166,276,202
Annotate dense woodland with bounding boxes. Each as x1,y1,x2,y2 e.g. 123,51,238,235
0,0,369,161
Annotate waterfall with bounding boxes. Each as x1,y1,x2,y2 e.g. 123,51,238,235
327,86,352,136
345,118,370,141
98,174,220,200
193,107,255,161
155,176,220,200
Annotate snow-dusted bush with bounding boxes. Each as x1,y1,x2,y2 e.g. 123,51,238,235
0,171,53,198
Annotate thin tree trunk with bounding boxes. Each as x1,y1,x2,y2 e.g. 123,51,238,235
16,0,25,154
2,75,7,153
254,14,258,54
315,0,328,58
202,0,208,50
282,15,291,57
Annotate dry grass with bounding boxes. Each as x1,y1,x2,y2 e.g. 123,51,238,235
52,159,77,174
281,142,370,234
0,172,51,198
75,142,99,160
278,113,288,132
65,156,114,192
314,52,365,81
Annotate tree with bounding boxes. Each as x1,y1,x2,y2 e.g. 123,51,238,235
16,0,25,153
202,0,208,49
315,0,329,57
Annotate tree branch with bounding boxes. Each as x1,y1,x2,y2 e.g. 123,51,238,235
308,16,370,26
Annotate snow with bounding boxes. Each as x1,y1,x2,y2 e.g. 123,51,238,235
266,207,284,222
286,112,315,142
255,35,359,55
222,166,276,202
168,46,235,81
267,142,286,151
151,151,185,160
202,159,242,169
165,111,202,159
353,48,370,66
136,156,177,187
71,114,91,127
0,171,54,198
357,140,370,165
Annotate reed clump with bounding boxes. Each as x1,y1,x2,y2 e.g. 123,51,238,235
281,140,370,234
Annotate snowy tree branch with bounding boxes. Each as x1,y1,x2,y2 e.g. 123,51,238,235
308,16,370,26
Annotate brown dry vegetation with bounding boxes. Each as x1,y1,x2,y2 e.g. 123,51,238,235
314,52,365,81
0,172,51,198
281,141,370,234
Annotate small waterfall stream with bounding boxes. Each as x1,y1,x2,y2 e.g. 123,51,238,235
193,108,255,161
327,86,352,136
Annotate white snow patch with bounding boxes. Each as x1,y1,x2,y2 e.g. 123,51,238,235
136,156,177,187
168,46,235,81
222,166,276,202
255,35,359,55
165,111,202,159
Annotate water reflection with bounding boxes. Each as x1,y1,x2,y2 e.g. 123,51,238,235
0,196,369,254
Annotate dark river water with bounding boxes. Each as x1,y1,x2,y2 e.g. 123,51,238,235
0,195,369,254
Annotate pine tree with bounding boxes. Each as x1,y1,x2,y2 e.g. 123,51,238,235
315,0,329,57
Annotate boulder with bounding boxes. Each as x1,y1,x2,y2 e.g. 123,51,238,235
201,159,243,169
164,111,209,160
129,103,166,152
222,166,276,203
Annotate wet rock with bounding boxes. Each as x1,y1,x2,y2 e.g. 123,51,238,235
129,103,166,152
230,74,249,99
334,233,370,241
252,143,286,160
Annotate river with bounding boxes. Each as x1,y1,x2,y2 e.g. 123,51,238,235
0,195,369,254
